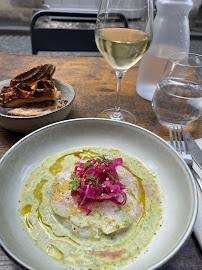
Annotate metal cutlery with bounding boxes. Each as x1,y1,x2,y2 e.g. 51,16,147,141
169,126,202,190
183,131,202,171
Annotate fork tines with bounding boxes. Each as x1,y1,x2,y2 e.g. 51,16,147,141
169,126,189,155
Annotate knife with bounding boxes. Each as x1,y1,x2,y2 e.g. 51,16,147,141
184,131,202,171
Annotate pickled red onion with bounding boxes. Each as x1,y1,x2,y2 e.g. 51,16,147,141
70,157,127,215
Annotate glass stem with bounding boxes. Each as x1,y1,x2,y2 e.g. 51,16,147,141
114,70,125,114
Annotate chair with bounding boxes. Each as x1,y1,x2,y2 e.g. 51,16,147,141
30,10,98,54
30,10,129,55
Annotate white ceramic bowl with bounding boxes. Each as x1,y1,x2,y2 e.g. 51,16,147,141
0,118,197,270
0,79,75,133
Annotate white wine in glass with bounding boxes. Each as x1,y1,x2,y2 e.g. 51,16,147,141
95,0,153,124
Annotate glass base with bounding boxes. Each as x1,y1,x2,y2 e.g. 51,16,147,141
157,118,189,128
97,108,136,124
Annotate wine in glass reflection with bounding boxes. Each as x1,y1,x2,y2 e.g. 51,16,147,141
95,0,153,124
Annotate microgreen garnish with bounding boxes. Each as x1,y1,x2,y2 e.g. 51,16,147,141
114,206,122,212
70,170,77,180
69,170,81,192
69,178,81,192
83,162,93,169
108,172,118,182
86,174,99,186
96,155,112,163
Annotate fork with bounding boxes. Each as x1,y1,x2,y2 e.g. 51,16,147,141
169,126,202,190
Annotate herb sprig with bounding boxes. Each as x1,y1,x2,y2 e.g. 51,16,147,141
96,155,112,163
69,170,81,192
108,172,118,182
86,174,99,186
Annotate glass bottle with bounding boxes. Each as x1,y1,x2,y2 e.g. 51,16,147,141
136,0,193,101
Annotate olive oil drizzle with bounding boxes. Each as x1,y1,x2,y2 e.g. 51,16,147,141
49,150,103,176
122,164,146,224
33,179,79,247
21,204,33,231
46,244,64,261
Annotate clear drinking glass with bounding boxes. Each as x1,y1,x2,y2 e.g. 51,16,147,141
95,0,153,124
152,53,202,127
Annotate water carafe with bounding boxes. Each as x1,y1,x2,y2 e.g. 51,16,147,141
136,0,193,101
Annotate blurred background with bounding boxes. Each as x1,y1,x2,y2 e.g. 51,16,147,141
0,0,201,56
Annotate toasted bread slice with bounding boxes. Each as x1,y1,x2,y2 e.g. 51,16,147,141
7,100,67,116
10,64,55,87
0,79,61,108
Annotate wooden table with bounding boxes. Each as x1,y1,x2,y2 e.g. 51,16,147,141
0,54,201,269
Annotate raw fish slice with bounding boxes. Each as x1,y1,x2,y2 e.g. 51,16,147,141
50,165,143,238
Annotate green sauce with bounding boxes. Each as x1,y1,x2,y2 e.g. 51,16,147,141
18,146,162,269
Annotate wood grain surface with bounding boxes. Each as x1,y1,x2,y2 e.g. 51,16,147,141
0,54,201,270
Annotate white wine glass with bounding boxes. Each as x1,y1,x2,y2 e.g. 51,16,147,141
95,0,153,124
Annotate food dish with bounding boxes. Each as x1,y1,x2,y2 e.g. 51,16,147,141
7,100,67,117
19,146,162,269
0,118,197,270
0,64,58,108
0,79,75,133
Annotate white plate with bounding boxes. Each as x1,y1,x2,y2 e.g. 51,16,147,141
0,79,75,133
0,118,197,270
